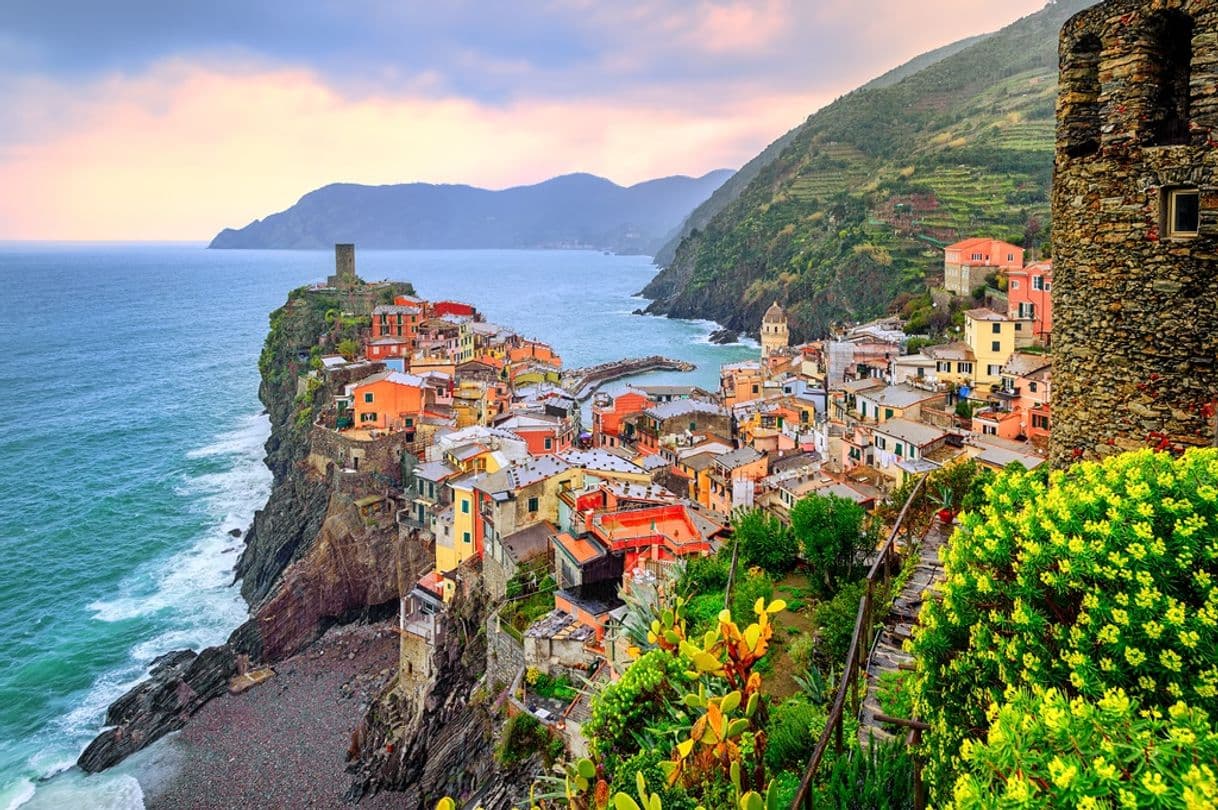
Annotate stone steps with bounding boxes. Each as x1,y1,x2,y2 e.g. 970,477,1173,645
858,520,951,747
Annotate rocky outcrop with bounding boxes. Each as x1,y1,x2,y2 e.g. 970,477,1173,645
346,577,534,808
79,282,429,772
77,647,238,773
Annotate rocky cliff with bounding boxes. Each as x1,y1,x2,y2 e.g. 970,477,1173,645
346,573,534,809
81,280,432,771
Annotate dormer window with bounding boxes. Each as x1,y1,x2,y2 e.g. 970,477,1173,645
1164,187,1200,239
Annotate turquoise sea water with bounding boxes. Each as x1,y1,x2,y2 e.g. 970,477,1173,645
0,245,756,808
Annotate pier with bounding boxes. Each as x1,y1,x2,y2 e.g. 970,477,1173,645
560,355,696,400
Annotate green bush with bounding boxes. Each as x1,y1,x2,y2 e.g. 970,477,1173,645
765,697,827,772
683,592,726,637
496,712,557,768
813,580,866,666
787,633,816,673
734,509,798,575
730,568,775,625
950,687,1218,809
813,735,917,809
532,672,578,703
911,449,1218,802
875,670,914,724
680,553,731,595
610,749,701,810
790,494,870,594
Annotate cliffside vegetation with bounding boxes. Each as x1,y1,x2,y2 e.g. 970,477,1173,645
644,0,1093,341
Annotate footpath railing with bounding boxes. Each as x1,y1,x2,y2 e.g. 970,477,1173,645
790,474,928,810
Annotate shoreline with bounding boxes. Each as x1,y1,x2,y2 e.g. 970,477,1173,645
138,621,404,810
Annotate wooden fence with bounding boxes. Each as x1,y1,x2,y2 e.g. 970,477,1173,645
790,474,928,809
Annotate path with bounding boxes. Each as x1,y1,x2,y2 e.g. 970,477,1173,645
858,519,951,744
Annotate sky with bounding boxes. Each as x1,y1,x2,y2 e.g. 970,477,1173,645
0,1,1048,241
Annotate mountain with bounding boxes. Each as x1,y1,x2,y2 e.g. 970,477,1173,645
650,32,993,269
209,170,733,254
643,0,1095,342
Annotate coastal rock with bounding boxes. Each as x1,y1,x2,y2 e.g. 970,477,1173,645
346,574,533,807
227,528,242,538
708,328,739,345
77,646,237,773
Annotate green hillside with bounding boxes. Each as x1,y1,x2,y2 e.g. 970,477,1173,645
643,0,1094,341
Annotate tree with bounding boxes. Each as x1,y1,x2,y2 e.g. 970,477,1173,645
337,338,359,361
789,494,869,594
733,510,796,575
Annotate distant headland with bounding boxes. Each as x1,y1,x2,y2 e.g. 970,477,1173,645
208,170,733,255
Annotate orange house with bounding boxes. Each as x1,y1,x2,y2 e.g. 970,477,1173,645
591,390,652,448
720,361,764,409
349,371,426,431
508,341,562,368
943,237,1024,297
1007,261,1053,344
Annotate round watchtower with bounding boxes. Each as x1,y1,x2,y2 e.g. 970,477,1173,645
1051,0,1218,464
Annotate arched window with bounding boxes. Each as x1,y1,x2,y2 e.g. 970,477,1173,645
1146,10,1194,146
1063,34,1103,158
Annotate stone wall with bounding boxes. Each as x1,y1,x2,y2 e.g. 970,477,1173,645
308,424,418,484
1051,0,1218,464
485,613,524,691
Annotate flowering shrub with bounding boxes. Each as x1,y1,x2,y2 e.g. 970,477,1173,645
950,687,1218,808
911,449,1218,800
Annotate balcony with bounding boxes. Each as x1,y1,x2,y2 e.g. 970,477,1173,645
990,385,1021,400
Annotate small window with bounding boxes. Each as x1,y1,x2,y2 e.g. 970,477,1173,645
405,417,414,427
992,323,1001,334
360,412,377,422
876,436,886,450
463,532,471,544
1032,276,1045,291
895,443,903,457
1015,323,1023,332
885,408,893,420
544,437,552,450
364,392,374,403
1029,382,1039,393
1011,280,1020,290
958,362,973,374
991,341,1001,352
528,497,539,512
1164,187,1200,238
751,385,759,394
461,500,469,514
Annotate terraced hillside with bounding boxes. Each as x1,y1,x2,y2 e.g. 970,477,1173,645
643,0,1094,341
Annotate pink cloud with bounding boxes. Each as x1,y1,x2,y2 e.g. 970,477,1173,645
0,62,826,240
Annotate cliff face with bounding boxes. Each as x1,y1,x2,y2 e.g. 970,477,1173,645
347,576,534,809
82,281,431,771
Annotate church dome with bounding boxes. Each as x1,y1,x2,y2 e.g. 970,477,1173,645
763,301,786,324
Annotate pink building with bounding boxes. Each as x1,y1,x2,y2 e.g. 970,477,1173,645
943,237,1024,296
1007,261,1053,344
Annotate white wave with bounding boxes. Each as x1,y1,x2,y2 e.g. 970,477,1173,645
184,412,268,460
17,772,144,810
1,779,34,810
88,414,269,627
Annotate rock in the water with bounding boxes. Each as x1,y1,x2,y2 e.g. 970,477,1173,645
708,328,739,345
77,645,237,773
228,528,242,538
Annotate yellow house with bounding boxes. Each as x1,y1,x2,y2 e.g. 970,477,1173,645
457,322,476,364
963,309,1019,389
925,342,977,387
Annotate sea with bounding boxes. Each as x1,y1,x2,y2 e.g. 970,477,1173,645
0,244,757,809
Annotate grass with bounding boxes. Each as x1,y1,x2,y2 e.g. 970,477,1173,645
766,571,821,700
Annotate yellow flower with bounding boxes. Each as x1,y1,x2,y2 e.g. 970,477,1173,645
1142,772,1170,797
1049,756,1077,789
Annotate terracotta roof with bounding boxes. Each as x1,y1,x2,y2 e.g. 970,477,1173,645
763,301,786,323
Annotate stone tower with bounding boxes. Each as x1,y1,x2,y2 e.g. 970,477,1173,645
760,301,789,359
1051,0,1218,465
328,243,357,289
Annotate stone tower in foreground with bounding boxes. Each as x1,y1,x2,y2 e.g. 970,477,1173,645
760,301,789,359
1051,0,1218,464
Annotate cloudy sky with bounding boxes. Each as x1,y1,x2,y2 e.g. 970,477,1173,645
0,1,1046,240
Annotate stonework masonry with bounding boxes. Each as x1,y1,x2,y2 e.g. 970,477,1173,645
1052,0,1218,464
